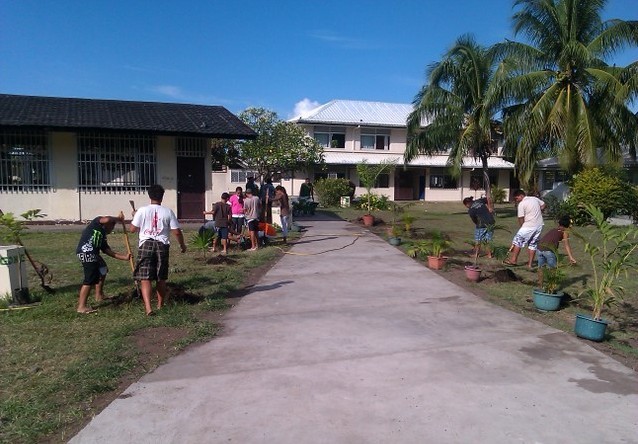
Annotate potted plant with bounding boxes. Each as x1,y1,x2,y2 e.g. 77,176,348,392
464,223,508,282
572,204,638,341
402,214,416,235
356,159,396,226
532,251,566,311
388,224,402,246
407,231,451,270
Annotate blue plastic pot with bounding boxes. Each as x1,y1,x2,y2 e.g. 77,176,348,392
532,289,563,311
574,314,608,342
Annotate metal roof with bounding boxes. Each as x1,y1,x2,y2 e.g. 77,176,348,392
0,94,256,138
324,152,515,169
292,99,419,127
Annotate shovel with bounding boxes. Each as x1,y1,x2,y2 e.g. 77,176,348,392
118,211,140,299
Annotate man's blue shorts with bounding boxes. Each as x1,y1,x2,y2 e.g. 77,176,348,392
474,227,493,243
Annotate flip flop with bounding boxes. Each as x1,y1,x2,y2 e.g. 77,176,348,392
502,260,518,266
77,308,98,314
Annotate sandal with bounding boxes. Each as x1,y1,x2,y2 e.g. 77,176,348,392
502,260,517,266
77,308,98,314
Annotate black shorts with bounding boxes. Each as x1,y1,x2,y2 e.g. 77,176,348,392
247,218,259,232
134,240,170,281
78,255,107,285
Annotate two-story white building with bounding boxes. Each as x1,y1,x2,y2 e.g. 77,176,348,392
214,99,515,202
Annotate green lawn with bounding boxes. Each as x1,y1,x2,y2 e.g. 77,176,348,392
2,205,637,442
0,228,284,443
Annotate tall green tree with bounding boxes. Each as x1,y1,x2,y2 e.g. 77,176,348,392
492,0,638,186
405,35,501,197
236,107,325,181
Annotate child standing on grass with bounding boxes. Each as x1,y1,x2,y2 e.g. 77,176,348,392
131,184,187,316
211,192,232,256
243,188,261,251
76,215,131,314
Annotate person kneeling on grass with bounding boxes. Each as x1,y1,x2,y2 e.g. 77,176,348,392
536,215,577,287
76,215,131,314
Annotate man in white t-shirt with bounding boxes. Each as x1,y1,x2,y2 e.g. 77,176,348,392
130,184,187,315
504,189,546,269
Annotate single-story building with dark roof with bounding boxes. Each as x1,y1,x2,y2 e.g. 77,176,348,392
0,94,255,222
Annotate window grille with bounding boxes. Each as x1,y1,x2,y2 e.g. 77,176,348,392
0,130,51,192
177,137,208,157
77,132,156,192
230,169,259,183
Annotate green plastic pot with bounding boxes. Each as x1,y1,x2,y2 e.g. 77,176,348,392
574,314,608,342
532,289,563,311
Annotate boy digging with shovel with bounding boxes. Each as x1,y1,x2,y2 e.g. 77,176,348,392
76,215,131,314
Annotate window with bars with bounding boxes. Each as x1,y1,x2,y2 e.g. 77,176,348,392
0,130,51,192
77,133,156,192
230,169,259,183
177,137,207,157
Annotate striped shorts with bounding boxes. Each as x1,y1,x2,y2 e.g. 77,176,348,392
134,240,170,281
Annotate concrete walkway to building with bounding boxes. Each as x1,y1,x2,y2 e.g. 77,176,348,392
71,215,638,444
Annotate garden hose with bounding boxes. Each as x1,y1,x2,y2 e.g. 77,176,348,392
275,232,367,256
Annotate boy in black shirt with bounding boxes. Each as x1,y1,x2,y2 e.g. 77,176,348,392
76,215,130,313
463,195,495,259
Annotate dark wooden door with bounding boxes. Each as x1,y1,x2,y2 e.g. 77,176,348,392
177,157,205,219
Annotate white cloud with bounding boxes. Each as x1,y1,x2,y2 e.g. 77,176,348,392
290,98,320,119
309,30,384,50
152,85,185,99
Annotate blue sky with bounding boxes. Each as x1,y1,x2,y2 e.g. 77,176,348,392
2,0,637,119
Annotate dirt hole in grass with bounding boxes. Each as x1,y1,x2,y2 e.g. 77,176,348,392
205,255,239,265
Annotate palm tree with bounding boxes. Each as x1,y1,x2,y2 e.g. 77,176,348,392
405,35,501,197
492,0,638,186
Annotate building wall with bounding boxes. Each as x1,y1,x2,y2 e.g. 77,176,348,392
207,123,512,203
1,132,193,222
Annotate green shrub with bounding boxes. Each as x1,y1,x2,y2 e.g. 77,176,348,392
544,194,579,223
490,185,507,204
566,167,638,225
355,193,390,211
313,178,352,207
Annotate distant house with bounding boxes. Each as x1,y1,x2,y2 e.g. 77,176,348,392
0,94,255,221
290,99,515,201
537,153,638,200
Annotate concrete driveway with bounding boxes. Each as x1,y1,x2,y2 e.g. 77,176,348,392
71,216,638,443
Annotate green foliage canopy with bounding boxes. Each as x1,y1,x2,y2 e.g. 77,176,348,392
406,35,501,198
236,107,325,180
492,0,638,185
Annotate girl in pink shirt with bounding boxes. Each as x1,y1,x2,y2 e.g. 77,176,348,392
228,186,245,233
